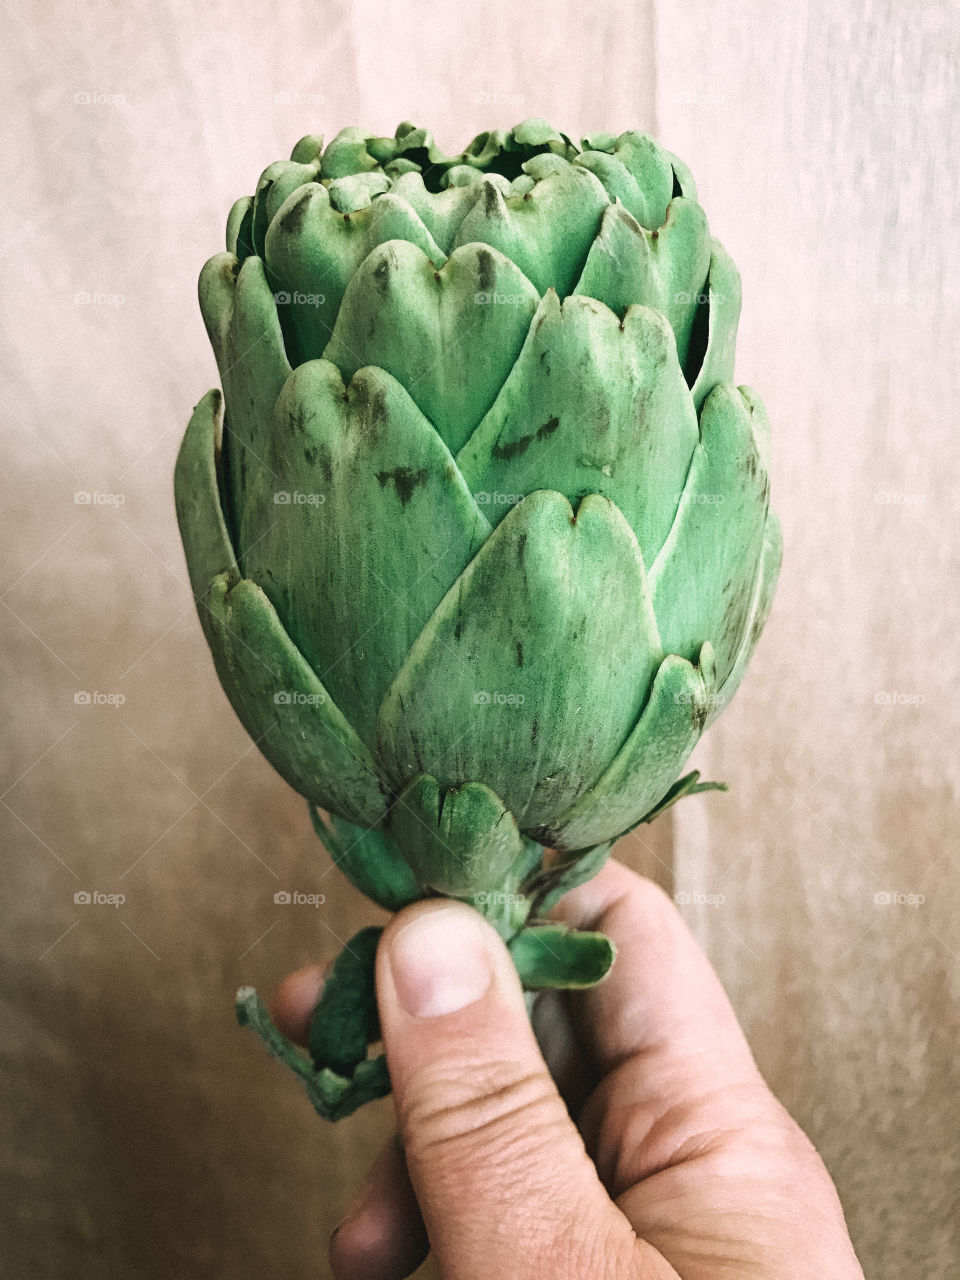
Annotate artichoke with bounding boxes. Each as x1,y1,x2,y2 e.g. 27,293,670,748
175,118,781,1119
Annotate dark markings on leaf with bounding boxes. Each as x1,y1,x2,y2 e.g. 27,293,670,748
315,446,334,483
491,417,557,463
516,640,524,667
357,381,388,432
372,387,388,423
373,254,392,295
374,466,429,505
492,432,534,461
279,187,314,235
475,247,495,295
482,180,503,214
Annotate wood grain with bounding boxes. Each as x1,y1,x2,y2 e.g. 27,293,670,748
0,1,955,1277
655,4,960,1276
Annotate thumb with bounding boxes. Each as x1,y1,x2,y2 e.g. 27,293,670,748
375,900,659,1280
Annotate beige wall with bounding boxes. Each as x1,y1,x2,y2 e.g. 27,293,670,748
657,7,960,1270
1,1,956,1276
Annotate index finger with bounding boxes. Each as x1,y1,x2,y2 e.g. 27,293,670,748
548,858,759,1079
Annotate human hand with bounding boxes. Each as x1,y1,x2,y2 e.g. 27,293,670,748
271,859,865,1279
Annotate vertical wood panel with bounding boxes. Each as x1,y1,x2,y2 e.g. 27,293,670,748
654,5,960,1276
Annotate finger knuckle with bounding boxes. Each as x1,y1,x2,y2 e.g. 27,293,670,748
548,1217,653,1280
400,1060,568,1169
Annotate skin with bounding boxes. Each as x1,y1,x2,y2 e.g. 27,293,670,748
271,859,866,1280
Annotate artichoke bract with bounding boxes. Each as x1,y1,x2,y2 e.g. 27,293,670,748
176,118,781,1119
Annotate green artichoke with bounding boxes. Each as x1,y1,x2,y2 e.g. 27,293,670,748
176,118,781,1119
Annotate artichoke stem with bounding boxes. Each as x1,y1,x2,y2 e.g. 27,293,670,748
457,883,535,940
236,924,390,1122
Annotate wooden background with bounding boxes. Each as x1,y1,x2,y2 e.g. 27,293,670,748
1,1,956,1276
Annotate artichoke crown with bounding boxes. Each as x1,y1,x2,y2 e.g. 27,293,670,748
176,118,781,907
